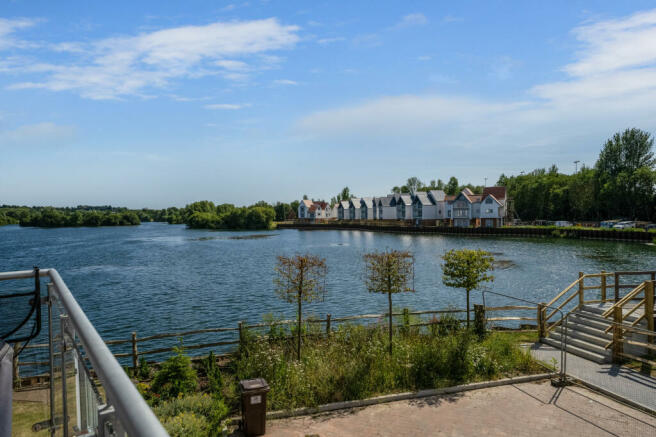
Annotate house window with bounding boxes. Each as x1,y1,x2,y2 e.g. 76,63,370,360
485,197,493,204
486,208,493,214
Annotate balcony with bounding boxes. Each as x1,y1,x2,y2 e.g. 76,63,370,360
1,268,168,437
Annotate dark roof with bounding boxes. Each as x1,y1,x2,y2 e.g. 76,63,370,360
483,186,506,201
379,196,394,207
428,190,446,202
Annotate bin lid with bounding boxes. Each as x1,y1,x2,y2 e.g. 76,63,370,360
240,378,269,391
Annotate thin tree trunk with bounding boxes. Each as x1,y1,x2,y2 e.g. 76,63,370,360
297,297,302,360
466,289,470,328
388,291,393,356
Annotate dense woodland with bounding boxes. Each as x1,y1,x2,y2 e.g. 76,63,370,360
2,129,654,228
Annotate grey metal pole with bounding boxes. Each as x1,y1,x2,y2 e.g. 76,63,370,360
47,283,56,437
60,315,69,437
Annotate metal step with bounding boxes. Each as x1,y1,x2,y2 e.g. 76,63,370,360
550,326,610,347
541,337,609,363
547,331,610,355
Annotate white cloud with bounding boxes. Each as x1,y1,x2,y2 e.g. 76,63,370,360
0,122,76,146
204,103,251,110
564,9,656,76
417,55,431,61
2,18,300,99
392,13,428,29
0,17,38,50
297,9,656,163
317,37,345,45
273,79,298,85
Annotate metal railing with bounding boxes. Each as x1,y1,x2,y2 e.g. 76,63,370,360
1,269,168,437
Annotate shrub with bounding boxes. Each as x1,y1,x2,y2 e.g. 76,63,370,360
151,346,198,401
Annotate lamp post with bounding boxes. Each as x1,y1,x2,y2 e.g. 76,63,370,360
574,160,580,173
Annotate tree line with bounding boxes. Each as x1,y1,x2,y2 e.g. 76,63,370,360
180,201,276,230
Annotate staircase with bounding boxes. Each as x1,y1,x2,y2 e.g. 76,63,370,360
542,305,613,363
539,271,656,365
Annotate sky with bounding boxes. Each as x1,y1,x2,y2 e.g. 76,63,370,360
1,1,656,208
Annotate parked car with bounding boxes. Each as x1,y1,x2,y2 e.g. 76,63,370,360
600,219,621,228
554,221,573,227
645,224,656,231
613,221,635,229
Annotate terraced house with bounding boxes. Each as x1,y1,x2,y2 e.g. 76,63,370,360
298,186,507,227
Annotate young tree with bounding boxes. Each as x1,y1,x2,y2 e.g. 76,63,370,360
446,176,459,195
441,249,494,328
364,250,414,355
274,254,327,360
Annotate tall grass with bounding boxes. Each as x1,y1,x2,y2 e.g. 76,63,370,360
231,321,541,410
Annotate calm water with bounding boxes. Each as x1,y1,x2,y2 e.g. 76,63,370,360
1,223,655,356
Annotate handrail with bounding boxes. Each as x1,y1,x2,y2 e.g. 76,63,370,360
601,282,646,317
3,269,168,437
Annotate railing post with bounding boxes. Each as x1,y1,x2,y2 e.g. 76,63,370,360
131,332,138,373
612,306,623,364
614,272,620,302
325,314,331,336
578,272,584,308
645,281,654,360
600,270,607,301
238,321,243,348
537,304,545,339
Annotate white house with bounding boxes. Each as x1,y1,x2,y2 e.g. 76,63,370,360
337,200,350,220
297,199,314,220
427,190,448,220
360,197,375,220
396,194,413,220
376,195,397,220
348,198,361,220
412,191,434,223
447,187,507,227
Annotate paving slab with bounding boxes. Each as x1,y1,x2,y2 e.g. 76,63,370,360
257,380,655,437
530,342,656,412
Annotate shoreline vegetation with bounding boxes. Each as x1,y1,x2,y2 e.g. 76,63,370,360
133,321,541,437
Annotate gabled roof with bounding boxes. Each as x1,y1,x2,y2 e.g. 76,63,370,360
301,199,313,208
482,194,502,206
398,194,412,205
338,200,350,209
428,190,446,202
483,186,506,201
379,196,394,207
445,195,456,202
462,188,474,196
349,198,361,208
314,201,328,209
413,191,432,205
360,197,374,208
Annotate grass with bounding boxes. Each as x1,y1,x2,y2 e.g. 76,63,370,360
228,322,542,411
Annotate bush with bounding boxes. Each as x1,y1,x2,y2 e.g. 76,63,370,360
151,346,198,402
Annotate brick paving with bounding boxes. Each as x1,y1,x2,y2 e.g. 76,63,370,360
258,380,656,437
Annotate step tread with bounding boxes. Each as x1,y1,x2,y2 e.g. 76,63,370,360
550,327,611,346
541,337,608,363
546,333,610,354
561,322,613,339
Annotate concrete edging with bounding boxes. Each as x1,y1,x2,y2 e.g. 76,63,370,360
264,372,553,420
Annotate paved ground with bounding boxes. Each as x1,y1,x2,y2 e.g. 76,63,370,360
257,380,656,436
530,342,656,412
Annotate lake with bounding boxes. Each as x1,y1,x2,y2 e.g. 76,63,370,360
1,222,655,359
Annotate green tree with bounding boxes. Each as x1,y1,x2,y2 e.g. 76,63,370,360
274,254,327,360
405,177,424,194
446,177,459,195
363,250,414,355
441,249,494,328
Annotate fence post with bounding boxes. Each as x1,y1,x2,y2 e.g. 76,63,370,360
614,272,620,302
131,332,138,372
238,321,243,348
326,314,331,336
612,306,623,364
600,271,607,301
12,342,20,389
645,281,654,357
474,304,485,338
537,304,545,338
578,272,584,308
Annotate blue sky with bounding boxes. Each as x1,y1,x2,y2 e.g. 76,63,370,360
1,1,656,208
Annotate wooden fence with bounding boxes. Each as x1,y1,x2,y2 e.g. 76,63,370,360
13,305,536,382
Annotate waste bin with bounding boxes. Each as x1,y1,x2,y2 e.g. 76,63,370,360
240,378,270,436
